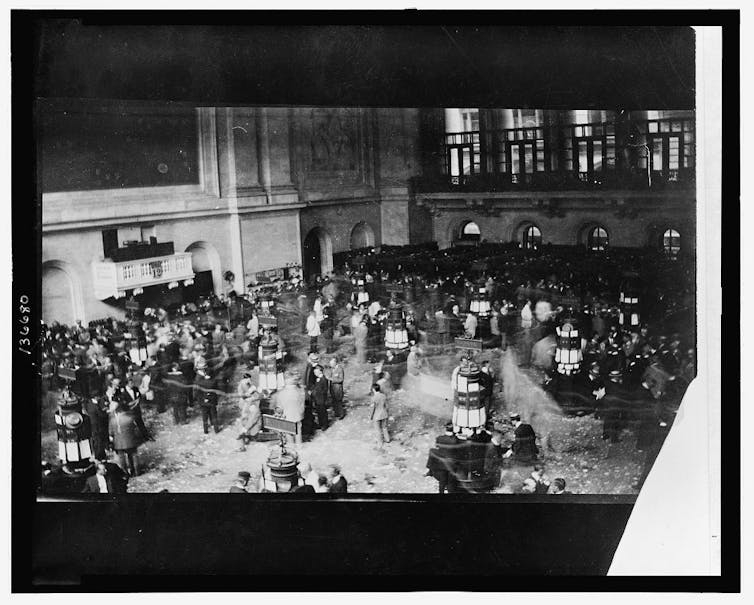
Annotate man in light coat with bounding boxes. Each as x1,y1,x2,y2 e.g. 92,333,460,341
369,383,390,447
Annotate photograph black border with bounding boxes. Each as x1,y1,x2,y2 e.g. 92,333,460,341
11,10,740,591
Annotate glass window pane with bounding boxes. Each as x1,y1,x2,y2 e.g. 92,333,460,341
449,148,460,176
511,145,520,174
584,126,592,137
652,139,663,171
660,121,670,132
671,121,682,132
524,145,533,173
578,141,588,173
648,122,658,133
462,148,472,174
593,140,603,172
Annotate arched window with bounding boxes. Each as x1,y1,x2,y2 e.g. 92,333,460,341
661,228,681,257
587,226,609,251
460,221,481,241
522,225,542,250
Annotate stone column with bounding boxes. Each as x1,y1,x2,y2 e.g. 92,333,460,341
218,107,246,294
256,107,273,204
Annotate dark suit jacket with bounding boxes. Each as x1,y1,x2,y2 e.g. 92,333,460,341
512,423,538,459
310,377,330,407
81,464,128,494
329,477,348,493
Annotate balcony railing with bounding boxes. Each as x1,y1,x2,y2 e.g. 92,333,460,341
92,252,195,300
426,117,695,193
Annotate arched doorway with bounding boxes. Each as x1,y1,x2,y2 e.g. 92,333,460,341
350,221,375,250
521,224,542,250
661,228,681,257
185,241,223,299
455,220,481,244
42,260,84,325
302,227,333,283
587,225,609,251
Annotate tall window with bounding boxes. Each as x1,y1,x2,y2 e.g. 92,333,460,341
523,225,542,250
662,229,681,257
587,226,609,251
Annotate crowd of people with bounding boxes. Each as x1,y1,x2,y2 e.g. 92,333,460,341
40,241,695,494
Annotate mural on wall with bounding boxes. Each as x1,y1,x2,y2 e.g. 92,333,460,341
41,107,200,192
308,108,362,175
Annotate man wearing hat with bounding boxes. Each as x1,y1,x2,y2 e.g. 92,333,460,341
425,422,461,493
194,358,220,435
302,353,319,437
163,362,190,425
327,356,346,420
599,369,629,445
230,471,251,493
236,373,262,450
503,413,539,464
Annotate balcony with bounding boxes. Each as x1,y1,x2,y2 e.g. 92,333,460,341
418,117,695,193
92,252,195,300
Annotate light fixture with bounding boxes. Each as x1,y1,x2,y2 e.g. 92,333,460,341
350,273,370,307
619,274,641,329
555,315,583,375
183,278,194,286
384,305,409,350
257,335,285,392
167,281,179,290
451,358,487,430
55,390,93,469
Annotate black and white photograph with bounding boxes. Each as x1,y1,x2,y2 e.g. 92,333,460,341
10,10,737,589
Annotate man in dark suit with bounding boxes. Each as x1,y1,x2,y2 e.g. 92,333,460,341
81,461,129,494
327,465,348,493
164,362,190,425
121,374,154,441
83,396,111,460
504,413,538,464
229,471,251,493
194,359,220,434
310,365,330,431
426,423,463,493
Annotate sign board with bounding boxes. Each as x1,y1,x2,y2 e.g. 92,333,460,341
125,299,140,311
385,284,405,294
255,267,285,284
262,414,299,435
454,337,484,351
58,367,78,382
471,261,487,271
258,315,278,328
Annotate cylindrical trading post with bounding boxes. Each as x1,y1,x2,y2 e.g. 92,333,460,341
258,333,285,392
54,387,93,470
351,273,370,307
468,283,492,338
260,442,300,492
385,304,410,351
619,274,641,330
555,315,583,375
257,292,276,317
451,358,487,430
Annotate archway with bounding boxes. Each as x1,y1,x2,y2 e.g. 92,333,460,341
660,228,681,257
454,219,481,244
350,221,375,250
185,241,223,298
576,222,610,251
42,260,85,325
520,223,542,250
302,227,333,283
587,225,609,251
